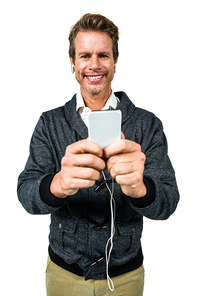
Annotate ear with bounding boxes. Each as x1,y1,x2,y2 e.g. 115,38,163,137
70,57,75,74
114,57,118,72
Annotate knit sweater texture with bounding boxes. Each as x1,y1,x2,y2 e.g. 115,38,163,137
17,91,179,280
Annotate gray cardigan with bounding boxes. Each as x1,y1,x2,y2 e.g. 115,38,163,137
17,91,179,280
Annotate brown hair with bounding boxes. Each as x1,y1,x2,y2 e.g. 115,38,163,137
69,13,119,63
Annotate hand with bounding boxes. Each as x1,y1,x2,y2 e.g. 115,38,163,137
50,139,106,199
104,133,147,198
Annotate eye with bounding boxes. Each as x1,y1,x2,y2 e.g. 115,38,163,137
99,54,108,58
81,54,90,59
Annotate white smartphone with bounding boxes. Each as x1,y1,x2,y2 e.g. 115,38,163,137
88,110,122,149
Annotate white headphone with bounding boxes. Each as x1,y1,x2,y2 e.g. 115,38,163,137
71,65,75,74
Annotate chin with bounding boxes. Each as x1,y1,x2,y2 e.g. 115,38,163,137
82,83,111,96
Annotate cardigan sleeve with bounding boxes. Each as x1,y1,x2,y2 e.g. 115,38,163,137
127,115,180,220
17,115,66,215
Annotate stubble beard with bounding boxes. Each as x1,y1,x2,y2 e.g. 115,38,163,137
77,72,114,97
81,81,111,96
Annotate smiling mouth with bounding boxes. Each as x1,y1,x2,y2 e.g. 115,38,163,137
85,75,104,82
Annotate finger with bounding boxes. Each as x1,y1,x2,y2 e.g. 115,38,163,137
106,151,145,173
65,166,101,181
115,171,144,187
104,140,141,159
62,177,96,193
109,162,135,178
62,154,106,171
66,139,103,158
121,131,125,140
107,152,137,165
106,153,132,173
109,161,145,179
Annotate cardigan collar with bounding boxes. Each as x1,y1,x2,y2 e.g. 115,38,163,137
64,91,136,139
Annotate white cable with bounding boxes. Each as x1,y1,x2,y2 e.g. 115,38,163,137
102,171,116,292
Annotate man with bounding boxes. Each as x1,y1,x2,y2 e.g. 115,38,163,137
17,13,179,296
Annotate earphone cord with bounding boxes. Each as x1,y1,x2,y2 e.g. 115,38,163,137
102,171,116,292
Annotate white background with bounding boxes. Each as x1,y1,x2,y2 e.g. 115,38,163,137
1,0,196,295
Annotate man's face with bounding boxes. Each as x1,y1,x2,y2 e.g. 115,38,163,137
70,31,117,99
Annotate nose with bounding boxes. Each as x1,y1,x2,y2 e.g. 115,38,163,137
88,55,101,71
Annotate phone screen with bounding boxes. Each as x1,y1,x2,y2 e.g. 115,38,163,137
88,110,122,149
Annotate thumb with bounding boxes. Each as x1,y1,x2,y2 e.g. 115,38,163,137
121,131,125,140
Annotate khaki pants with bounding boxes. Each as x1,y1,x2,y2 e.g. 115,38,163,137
46,256,144,296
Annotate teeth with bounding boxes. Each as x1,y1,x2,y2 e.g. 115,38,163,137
87,75,103,80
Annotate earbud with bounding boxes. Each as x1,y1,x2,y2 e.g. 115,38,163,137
114,65,116,73
71,65,75,74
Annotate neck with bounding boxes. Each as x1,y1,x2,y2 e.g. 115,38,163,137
80,86,112,111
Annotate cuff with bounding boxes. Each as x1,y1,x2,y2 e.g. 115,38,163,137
40,175,67,208
129,177,156,208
